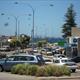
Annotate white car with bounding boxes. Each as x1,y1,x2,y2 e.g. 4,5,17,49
53,58,78,72
41,49,52,55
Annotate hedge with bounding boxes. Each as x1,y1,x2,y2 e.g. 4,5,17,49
11,64,71,77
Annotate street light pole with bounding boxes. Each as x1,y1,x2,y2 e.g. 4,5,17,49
23,3,35,50
26,3,35,50
14,16,18,39
15,2,35,50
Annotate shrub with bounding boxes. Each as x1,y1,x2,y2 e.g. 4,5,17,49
27,65,38,76
11,64,28,75
11,65,16,74
45,65,54,76
36,66,48,77
24,64,31,75
11,64,71,77
36,65,71,77
61,66,71,76
52,66,63,76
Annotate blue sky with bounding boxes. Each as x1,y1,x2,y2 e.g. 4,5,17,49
0,0,80,38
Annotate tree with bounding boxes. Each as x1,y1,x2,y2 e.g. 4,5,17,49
62,4,77,38
9,34,30,49
19,34,30,48
37,40,47,48
9,37,20,48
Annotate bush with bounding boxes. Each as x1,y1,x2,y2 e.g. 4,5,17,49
27,65,38,76
11,64,29,75
36,66,48,77
52,66,64,76
11,64,71,77
36,65,71,77
45,65,54,76
61,66,71,76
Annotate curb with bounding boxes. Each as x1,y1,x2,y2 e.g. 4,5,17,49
36,76,80,80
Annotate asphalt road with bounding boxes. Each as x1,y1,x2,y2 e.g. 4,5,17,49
0,69,80,80
71,69,80,76
0,72,36,80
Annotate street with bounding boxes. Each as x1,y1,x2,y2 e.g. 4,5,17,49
0,69,80,80
0,72,36,80
71,69,80,76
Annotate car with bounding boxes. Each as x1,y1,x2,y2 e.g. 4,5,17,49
53,54,66,58
0,54,45,72
43,57,53,65
71,56,80,63
53,58,78,72
41,48,52,56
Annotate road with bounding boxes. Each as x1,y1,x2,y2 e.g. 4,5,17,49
0,69,80,80
71,69,80,76
0,72,36,80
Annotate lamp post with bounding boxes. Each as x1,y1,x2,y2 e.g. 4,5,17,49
27,4,35,50
14,2,35,50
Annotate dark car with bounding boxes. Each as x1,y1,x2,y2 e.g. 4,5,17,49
71,56,80,63
0,54,45,72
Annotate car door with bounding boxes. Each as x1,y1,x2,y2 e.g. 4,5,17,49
3,56,16,71
3,56,26,71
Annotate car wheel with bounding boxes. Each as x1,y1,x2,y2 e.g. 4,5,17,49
0,66,3,72
72,69,76,72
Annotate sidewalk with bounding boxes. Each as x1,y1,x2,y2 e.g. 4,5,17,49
36,76,80,80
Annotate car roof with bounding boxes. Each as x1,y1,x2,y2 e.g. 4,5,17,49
8,54,42,57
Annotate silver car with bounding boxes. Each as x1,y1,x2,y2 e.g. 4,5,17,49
0,54,45,71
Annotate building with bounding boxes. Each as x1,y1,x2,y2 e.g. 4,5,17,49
66,27,80,57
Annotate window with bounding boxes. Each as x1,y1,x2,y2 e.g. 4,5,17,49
7,56,14,61
14,56,27,61
27,56,35,61
54,60,60,63
13,56,35,61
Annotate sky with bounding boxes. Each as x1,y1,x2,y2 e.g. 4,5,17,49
0,0,80,38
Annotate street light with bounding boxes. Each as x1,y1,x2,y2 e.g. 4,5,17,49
14,2,35,50
1,13,18,38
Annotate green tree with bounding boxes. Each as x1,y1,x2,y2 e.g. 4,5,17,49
9,34,30,49
9,37,20,48
19,34,30,48
37,40,47,48
62,4,77,38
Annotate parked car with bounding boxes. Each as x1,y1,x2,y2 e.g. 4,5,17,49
0,46,10,51
71,56,80,63
43,57,53,65
53,58,78,72
0,54,45,72
41,48,52,56
53,54,66,58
